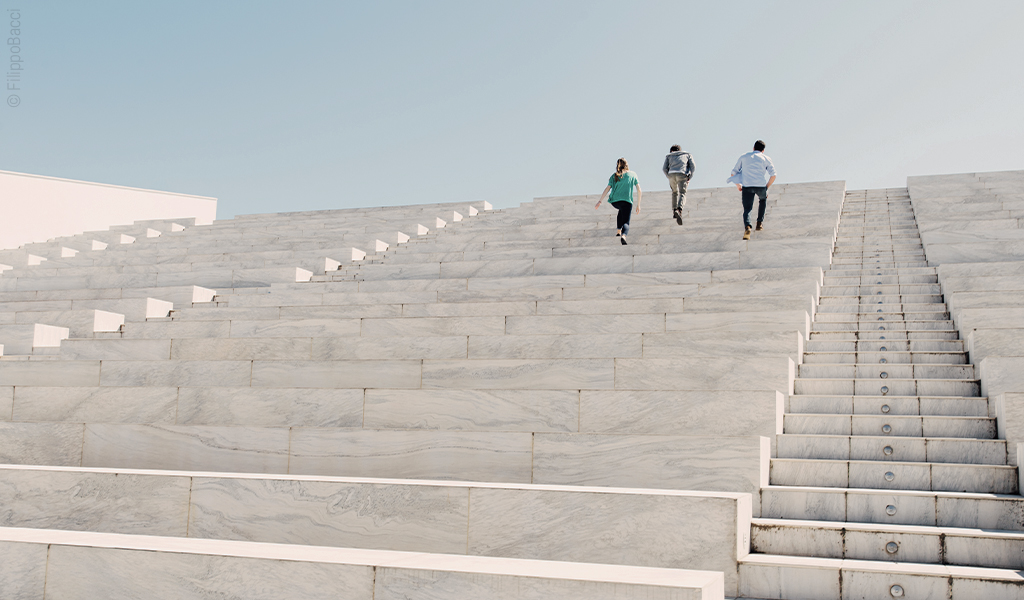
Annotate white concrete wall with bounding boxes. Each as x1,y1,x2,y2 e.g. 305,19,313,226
0,170,217,250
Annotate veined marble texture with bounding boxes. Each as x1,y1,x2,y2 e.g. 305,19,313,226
188,477,469,553
170,337,312,361
288,429,533,482
468,334,641,360
968,329,1024,364
275,304,402,319
361,316,505,336
536,298,687,315
468,274,584,291
0,422,85,466
60,338,171,360
533,434,768,504
583,271,711,286
439,258,535,279
364,389,578,432
666,310,809,337
438,287,563,303
121,319,230,339
633,251,740,273
642,331,802,359
0,540,46,600
561,283,700,301
176,387,363,427
228,318,360,338
422,359,614,389
252,360,420,389
580,390,781,440
12,386,177,424
44,544,375,600
615,357,793,393
99,360,253,387
82,424,290,473
980,356,1024,404
174,306,285,321
318,290,438,306
467,487,744,588
505,314,665,335
533,256,634,276
710,266,823,284
312,335,468,360
402,301,537,318
0,360,100,387
358,278,467,293
0,468,190,535
0,386,11,420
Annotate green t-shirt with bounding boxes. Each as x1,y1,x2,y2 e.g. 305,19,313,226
607,171,639,204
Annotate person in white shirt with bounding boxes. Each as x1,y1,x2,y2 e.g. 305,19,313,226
727,140,777,240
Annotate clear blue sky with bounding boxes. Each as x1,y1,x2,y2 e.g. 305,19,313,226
1,1,1022,219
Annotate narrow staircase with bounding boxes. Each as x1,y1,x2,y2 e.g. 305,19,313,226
739,188,1024,599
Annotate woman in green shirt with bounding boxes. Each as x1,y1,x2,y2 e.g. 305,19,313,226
594,158,642,245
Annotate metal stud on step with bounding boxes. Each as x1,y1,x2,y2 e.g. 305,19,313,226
881,404,890,413
880,347,887,351
885,541,899,554
880,358,887,364
878,309,883,312
878,317,884,321
884,471,895,481
877,291,882,294
886,504,897,515
890,584,904,597
883,445,893,456
880,336,886,339
880,372,888,379
879,326,886,330
882,424,892,433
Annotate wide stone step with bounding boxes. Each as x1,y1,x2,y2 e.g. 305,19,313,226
810,321,955,332
769,458,1017,493
739,552,1024,600
813,312,948,323
786,395,989,417
804,340,964,352
793,377,979,396
796,364,975,379
0,527,727,599
776,434,1004,463
760,485,1024,530
818,294,943,305
801,351,966,365
808,331,959,341
751,518,1024,570
782,413,995,438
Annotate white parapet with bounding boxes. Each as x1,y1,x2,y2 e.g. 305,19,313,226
32,323,70,348
60,247,78,258
468,206,479,216
145,228,161,238
145,298,174,319
119,234,135,244
0,263,11,274
435,217,446,228
375,240,389,252
351,248,367,261
27,254,46,266
191,286,217,304
294,268,313,283
0,343,3,356
92,310,125,333
90,240,108,251
417,224,429,235
170,223,186,232
396,231,410,244
453,211,463,222
321,257,342,273
483,200,492,210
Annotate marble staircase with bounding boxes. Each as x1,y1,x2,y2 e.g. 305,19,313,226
739,188,1024,599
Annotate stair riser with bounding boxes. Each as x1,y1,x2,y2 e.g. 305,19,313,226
787,396,990,417
770,460,1017,493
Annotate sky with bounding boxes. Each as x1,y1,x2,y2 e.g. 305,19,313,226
1,1,1022,219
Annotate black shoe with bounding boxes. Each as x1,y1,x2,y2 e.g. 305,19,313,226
755,222,763,231
674,210,683,226
620,236,628,245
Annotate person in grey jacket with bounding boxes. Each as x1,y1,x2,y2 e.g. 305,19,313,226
663,145,695,225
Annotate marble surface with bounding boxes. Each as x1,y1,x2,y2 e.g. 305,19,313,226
0,422,85,466
12,386,177,424
364,389,578,431
99,360,253,387
251,360,421,389
0,540,46,599
176,387,363,427
422,358,614,389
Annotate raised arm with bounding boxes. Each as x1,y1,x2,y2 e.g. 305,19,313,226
767,175,776,189
594,186,611,209
634,184,642,213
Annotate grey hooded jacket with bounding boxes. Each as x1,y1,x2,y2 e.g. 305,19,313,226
663,151,695,179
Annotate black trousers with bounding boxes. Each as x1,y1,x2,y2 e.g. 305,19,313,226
741,186,768,228
611,201,632,235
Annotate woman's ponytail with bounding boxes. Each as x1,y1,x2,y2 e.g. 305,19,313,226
614,158,629,182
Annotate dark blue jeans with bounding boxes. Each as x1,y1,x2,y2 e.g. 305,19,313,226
741,186,767,228
612,201,632,235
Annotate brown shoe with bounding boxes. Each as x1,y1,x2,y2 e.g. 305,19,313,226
743,226,751,240
755,222,764,231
